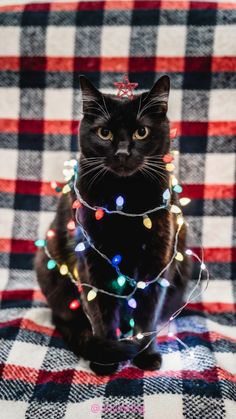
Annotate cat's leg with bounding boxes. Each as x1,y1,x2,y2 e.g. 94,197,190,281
132,265,188,371
81,289,140,375
132,283,164,370
35,249,93,352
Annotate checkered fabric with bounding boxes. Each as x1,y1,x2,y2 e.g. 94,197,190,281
0,1,235,418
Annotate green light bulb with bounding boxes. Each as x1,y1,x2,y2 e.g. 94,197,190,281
34,239,46,248
129,318,135,328
117,275,126,287
47,259,57,270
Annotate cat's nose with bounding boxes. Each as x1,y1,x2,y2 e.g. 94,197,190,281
115,148,130,164
115,149,130,157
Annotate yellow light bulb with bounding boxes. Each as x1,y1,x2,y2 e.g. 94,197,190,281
143,215,152,229
179,197,191,206
87,289,97,301
166,163,175,172
171,175,178,186
137,281,146,289
136,333,144,340
170,205,181,214
73,266,79,279
175,252,184,262
60,264,68,275
62,184,71,194
176,215,184,226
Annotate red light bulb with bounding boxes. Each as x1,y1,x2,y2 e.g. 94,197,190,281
116,327,121,337
69,299,80,310
95,209,104,220
162,154,174,163
170,128,177,139
46,229,55,239
72,200,82,209
78,284,83,293
67,220,76,230
50,181,57,189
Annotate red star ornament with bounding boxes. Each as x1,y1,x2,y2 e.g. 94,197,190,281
114,74,138,99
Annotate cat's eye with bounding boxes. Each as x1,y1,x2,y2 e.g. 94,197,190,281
132,126,149,140
97,127,113,141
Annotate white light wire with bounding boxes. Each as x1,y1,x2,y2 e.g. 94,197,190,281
43,163,210,365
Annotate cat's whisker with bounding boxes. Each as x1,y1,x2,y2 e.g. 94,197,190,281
83,99,109,117
81,156,104,161
145,155,166,159
142,164,168,184
80,157,105,165
145,155,165,159
87,166,108,191
80,164,103,173
83,106,109,121
80,162,104,170
144,162,167,171
144,159,166,165
144,157,167,165
80,159,104,167
137,94,168,119
142,170,161,187
138,167,151,183
139,166,162,186
144,164,168,178
80,162,104,171
145,155,167,160
78,107,102,119
82,96,110,120
144,160,167,171
145,162,166,165
102,95,111,119
137,95,142,119
143,92,169,104
79,164,105,179
83,111,104,119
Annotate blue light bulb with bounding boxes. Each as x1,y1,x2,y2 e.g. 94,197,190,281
163,189,171,206
128,298,137,309
163,189,171,201
112,254,122,266
173,185,183,194
75,242,86,252
116,195,125,208
159,278,170,288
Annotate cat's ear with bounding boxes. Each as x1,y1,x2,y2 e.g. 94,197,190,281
79,75,103,114
143,75,170,114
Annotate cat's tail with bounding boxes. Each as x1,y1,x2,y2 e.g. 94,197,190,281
77,332,141,364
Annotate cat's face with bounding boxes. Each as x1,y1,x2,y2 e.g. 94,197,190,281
79,75,170,177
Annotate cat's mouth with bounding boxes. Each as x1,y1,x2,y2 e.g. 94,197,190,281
107,162,142,177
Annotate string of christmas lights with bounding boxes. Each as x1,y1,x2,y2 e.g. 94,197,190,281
35,135,210,363
41,235,209,364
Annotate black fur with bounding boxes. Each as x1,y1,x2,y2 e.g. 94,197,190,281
35,75,189,375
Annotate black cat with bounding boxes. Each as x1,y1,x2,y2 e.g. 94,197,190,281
35,75,188,376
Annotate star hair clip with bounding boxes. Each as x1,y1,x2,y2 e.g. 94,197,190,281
114,73,138,100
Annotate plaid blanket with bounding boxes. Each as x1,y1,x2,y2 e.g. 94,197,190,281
0,1,235,418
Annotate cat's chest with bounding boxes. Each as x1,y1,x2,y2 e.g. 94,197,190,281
81,209,170,259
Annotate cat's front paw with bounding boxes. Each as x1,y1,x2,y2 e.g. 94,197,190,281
90,361,119,376
133,352,162,371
